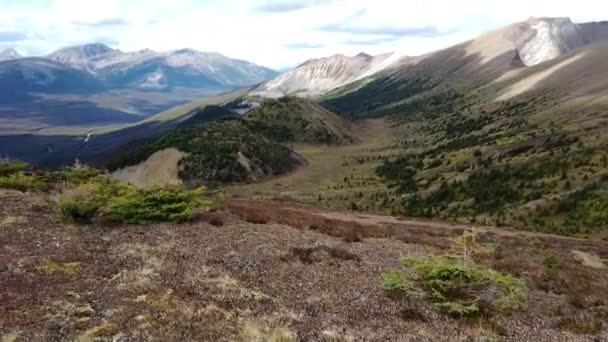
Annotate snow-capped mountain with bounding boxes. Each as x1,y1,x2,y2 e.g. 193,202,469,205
47,43,117,71
0,48,22,62
45,43,278,90
251,52,403,98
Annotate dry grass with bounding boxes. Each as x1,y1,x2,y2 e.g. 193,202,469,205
2,189,608,340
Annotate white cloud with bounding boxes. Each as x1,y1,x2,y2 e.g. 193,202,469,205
0,0,606,69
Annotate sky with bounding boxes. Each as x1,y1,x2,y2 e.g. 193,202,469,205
0,0,607,69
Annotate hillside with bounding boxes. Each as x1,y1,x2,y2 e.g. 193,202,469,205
312,40,608,237
245,97,357,145
109,118,306,184
323,17,608,117
106,96,358,185
1,187,607,340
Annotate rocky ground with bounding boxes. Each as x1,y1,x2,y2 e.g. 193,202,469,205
1,190,607,341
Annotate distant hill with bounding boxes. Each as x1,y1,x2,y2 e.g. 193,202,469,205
245,97,357,145
109,118,306,184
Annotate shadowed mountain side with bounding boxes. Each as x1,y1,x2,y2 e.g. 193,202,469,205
322,45,521,117
0,89,250,167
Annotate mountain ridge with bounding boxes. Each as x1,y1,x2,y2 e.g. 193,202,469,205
0,48,22,61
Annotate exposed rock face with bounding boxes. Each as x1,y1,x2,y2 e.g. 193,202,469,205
251,52,403,98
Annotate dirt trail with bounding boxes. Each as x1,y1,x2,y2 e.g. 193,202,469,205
227,199,608,247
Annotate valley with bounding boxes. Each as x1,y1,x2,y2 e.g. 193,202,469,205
1,12,608,341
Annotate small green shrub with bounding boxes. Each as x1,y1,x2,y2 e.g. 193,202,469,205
0,172,45,191
104,186,210,224
56,184,102,223
542,251,561,269
382,255,526,317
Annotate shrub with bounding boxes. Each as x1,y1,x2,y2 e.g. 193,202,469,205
0,172,45,191
104,186,210,224
382,255,526,317
56,184,102,223
0,159,29,176
542,251,561,269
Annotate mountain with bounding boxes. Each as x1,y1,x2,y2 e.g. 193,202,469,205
0,48,22,61
251,52,403,98
324,17,608,117
47,43,116,71
47,43,278,90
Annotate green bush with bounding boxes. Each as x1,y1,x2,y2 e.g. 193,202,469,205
104,186,210,224
0,159,29,176
542,251,561,269
0,159,104,192
56,184,102,223
53,175,210,225
0,172,45,191
382,255,526,317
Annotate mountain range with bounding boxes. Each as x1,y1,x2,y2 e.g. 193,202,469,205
0,44,277,131
45,44,277,89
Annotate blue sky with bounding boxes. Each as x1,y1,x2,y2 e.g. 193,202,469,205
0,0,606,69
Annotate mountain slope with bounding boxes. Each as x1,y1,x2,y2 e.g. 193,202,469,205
251,52,402,98
320,38,608,236
324,17,608,118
